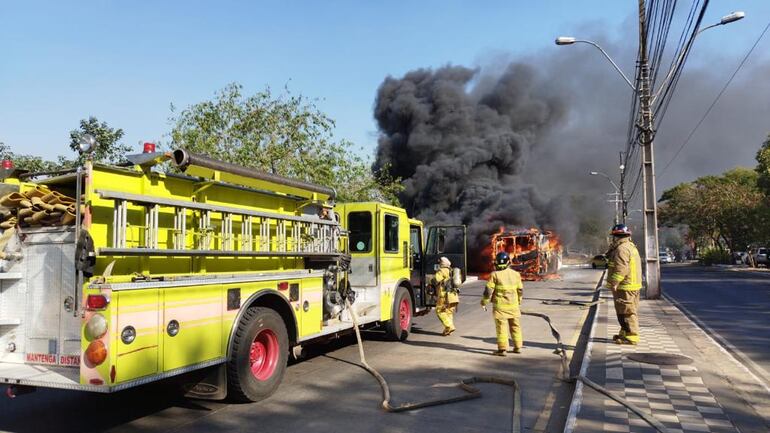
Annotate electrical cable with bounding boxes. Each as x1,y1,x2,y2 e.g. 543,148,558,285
659,19,770,177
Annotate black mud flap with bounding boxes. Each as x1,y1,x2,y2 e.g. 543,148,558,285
182,364,228,400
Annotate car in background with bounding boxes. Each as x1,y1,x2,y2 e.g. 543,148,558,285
591,254,608,269
659,251,674,264
752,247,769,267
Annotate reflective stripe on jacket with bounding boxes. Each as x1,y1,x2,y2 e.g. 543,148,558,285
606,237,643,291
482,267,523,310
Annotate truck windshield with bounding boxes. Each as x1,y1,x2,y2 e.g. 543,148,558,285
348,211,372,253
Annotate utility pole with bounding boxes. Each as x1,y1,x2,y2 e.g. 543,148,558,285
607,192,621,225
619,151,627,223
637,0,661,299
557,5,745,300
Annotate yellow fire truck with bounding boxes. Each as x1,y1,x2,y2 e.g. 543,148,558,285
0,144,466,402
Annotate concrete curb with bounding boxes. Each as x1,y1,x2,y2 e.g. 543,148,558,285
562,271,605,433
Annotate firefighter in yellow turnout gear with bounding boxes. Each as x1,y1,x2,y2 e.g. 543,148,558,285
605,224,643,345
482,252,524,356
433,257,459,336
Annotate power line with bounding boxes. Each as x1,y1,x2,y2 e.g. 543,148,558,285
659,19,770,177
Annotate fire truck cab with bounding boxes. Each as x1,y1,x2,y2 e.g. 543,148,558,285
0,148,466,402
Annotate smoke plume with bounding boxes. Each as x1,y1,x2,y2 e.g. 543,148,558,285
374,30,770,268
373,64,573,269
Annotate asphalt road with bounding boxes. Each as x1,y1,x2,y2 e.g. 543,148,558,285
662,264,770,387
0,269,602,433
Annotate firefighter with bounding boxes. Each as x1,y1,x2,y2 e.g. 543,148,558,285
605,224,643,345
481,252,524,356
433,256,459,336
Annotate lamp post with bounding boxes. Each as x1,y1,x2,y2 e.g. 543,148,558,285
556,10,744,299
590,171,621,224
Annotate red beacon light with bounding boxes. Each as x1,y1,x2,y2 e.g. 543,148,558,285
143,142,156,153
1,160,13,169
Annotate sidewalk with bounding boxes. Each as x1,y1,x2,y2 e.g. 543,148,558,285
567,289,769,433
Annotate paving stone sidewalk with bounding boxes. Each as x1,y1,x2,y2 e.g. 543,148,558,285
571,290,739,433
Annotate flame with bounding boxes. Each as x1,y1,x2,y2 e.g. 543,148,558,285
482,227,563,281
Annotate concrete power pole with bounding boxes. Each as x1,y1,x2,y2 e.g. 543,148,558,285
637,0,661,299
619,151,627,224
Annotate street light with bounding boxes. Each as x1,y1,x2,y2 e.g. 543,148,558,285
652,11,745,104
590,171,621,224
556,10,744,300
554,37,635,90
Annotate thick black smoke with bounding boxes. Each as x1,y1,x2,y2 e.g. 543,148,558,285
373,64,572,269
374,27,770,268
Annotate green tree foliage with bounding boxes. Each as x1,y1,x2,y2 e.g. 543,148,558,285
0,141,61,172
0,117,131,172
168,83,402,204
68,117,132,164
659,167,767,253
755,134,770,196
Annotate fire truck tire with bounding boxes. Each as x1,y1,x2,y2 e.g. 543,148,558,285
384,287,412,341
227,307,289,403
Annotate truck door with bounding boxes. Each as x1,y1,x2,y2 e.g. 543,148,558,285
422,225,467,307
346,209,377,287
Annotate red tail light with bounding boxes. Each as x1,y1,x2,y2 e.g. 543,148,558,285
277,282,289,291
86,295,109,310
143,142,156,153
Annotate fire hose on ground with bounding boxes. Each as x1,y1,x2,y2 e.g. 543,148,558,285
342,270,672,433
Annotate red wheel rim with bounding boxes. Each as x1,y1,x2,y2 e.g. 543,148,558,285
249,329,279,381
399,298,411,331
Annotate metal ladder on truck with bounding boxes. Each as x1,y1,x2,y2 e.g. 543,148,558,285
95,190,340,259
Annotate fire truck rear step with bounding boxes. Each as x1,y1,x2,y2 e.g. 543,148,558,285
0,363,82,391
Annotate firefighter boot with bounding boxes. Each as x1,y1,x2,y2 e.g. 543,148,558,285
492,349,506,357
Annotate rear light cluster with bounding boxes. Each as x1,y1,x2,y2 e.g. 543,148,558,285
84,294,111,367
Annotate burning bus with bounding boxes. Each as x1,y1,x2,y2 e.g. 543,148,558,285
490,228,562,280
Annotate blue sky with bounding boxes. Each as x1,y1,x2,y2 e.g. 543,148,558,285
1,1,768,163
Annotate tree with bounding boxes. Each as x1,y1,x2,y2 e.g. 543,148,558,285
755,134,770,196
659,167,767,253
169,83,402,203
68,117,132,165
0,141,61,172
0,117,132,172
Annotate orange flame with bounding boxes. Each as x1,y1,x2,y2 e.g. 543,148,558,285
482,227,563,281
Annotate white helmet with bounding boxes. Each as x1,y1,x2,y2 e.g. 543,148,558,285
438,257,451,268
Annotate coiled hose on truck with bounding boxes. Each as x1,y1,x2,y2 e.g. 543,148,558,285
343,270,671,433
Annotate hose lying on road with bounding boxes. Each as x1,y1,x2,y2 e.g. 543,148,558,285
343,275,670,433
521,310,570,380
577,375,672,433
540,299,604,309
344,299,523,432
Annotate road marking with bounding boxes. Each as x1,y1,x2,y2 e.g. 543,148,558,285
663,293,770,393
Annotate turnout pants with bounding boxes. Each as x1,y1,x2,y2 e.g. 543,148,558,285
613,289,640,342
436,289,459,332
493,307,522,350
